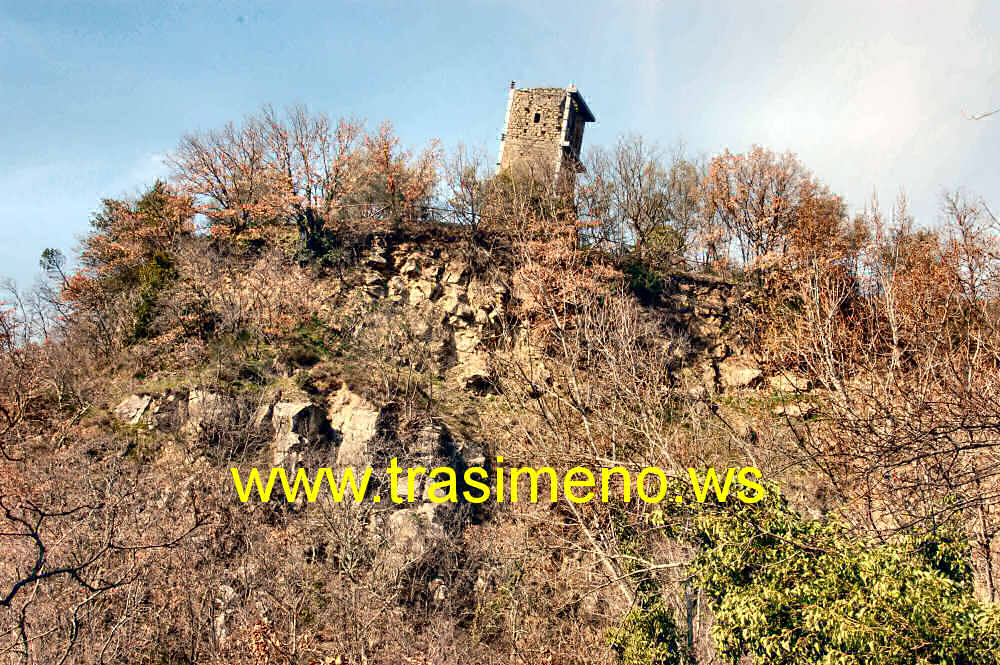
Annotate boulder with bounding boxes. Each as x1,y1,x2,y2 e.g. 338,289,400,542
329,384,380,468
272,401,324,435
442,261,470,285
454,330,481,356
717,356,763,389
772,402,818,418
365,251,387,268
399,257,420,278
113,394,151,425
251,400,274,432
382,504,446,574
185,390,234,433
387,275,408,298
420,263,442,280
688,317,722,341
379,423,471,574
451,354,493,393
362,418,481,578
440,293,474,320
147,392,190,431
767,373,811,392
270,402,326,468
408,280,440,305
273,431,303,469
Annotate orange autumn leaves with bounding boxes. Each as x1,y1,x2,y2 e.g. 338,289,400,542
702,145,848,272
169,106,441,243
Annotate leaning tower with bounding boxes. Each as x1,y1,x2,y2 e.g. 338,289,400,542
496,82,595,189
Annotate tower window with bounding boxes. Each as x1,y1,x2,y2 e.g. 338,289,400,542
533,112,541,123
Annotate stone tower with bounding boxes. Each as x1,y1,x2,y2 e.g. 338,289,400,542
496,82,596,187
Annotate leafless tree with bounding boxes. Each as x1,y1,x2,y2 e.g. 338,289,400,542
580,136,701,266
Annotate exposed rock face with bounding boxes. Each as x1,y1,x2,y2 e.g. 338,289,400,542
329,384,381,468
146,392,192,431
450,354,493,393
113,394,151,425
360,243,506,388
212,584,237,643
370,241,790,406
442,294,474,321
443,260,469,285
375,420,478,578
717,355,763,389
270,401,327,468
286,379,483,577
408,279,440,305
113,390,228,433
267,384,482,577
767,373,811,393
382,503,447,573
252,400,273,431
185,390,235,435
657,274,738,347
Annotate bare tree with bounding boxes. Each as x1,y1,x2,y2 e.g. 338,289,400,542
0,464,204,664
580,135,699,265
442,143,490,231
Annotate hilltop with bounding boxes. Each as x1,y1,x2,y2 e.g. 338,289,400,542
2,107,999,665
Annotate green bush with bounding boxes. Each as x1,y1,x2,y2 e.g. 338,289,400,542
623,261,668,305
608,597,689,665
689,490,1000,664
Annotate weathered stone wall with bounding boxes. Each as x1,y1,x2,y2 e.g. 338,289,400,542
498,85,594,193
500,87,567,175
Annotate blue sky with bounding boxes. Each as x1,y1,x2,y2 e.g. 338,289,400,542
2,0,997,287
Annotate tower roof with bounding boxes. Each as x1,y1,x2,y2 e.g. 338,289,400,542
566,85,596,123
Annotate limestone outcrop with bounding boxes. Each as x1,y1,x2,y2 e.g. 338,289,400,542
112,394,151,425
329,383,381,468
717,355,764,389
269,401,328,468
356,241,503,391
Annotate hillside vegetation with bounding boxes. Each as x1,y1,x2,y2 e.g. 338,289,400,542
2,106,999,664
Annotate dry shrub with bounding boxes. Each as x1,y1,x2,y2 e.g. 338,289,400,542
771,193,1000,600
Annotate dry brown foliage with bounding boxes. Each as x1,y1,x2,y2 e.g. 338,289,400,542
766,192,1000,600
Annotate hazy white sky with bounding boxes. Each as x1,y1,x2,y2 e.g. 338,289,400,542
1,0,997,286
